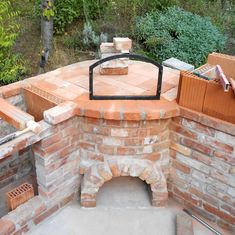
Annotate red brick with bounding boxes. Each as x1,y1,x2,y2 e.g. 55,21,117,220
111,128,128,137
169,149,177,159
1,83,23,98
59,193,75,208
152,141,170,152
117,147,135,155
18,147,30,156
203,203,235,224
87,152,104,162
220,203,235,216
58,144,76,158
62,126,79,137
170,143,192,156
172,160,191,174
44,101,78,125
98,145,115,155
149,126,168,135
181,138,213,156
113,37,132,51
12,225,29,235
189,187,219,207
173,187,201,206
82,124,110,135
108,160,121,177
170,122,198,139
214,151,235,165
124,138,143,146
40,133,62,148
86,173,103,185
34,205,59,225
44,139,69,155
142,153,161,161
103,119,122,127
100,67,128,75
0,218,15,234
200,114,235,136
81,193,96,201
184,202,216,222
206,137,234,154
34,203,46,217
180,107,201,123
169,131,181,143
0,168,17,181
123,120,140,128
85,117,101,125
181,118,215,137
84,107,101,119
191,151,212,165
79,142,95,151
217,219,235,231
80,200,96,207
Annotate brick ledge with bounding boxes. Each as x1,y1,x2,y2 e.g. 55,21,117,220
180,106,235,136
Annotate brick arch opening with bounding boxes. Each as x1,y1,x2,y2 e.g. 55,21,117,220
80,158,168,207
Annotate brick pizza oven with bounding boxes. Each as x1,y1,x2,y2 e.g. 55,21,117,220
0,50,234,234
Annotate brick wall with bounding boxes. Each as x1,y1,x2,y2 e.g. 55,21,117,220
169,109,235,231
0,88,234,234
0,147,34,189
79,117,171,178
34,116,81,207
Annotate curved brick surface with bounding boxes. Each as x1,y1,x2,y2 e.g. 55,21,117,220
81,158,168,207
25,60,180,122
79,117,171,176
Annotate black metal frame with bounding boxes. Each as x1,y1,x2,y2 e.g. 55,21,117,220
89,53,163,100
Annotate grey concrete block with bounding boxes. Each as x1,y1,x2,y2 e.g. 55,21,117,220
163,58,194,71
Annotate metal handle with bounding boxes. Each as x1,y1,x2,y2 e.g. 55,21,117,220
89,53,163,100
183,209,223,235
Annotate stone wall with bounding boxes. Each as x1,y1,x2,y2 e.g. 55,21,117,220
169,108,235,231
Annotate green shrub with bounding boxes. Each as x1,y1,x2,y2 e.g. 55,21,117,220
35,0,82,34
0,1,26,85
54,0,81,33
135,6,226,67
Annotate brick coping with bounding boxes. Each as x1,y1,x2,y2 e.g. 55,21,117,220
0,60,180,122
180,107,235,136
1,60,235,127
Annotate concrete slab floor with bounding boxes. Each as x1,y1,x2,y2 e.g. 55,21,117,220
27,177,230,235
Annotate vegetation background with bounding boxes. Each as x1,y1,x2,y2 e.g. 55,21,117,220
0,0,235,84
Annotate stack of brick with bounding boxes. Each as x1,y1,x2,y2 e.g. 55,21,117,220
100,37,132,75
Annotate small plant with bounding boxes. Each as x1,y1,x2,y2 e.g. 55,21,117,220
82,22,107,49
64,22,107,50
135,7,226,67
